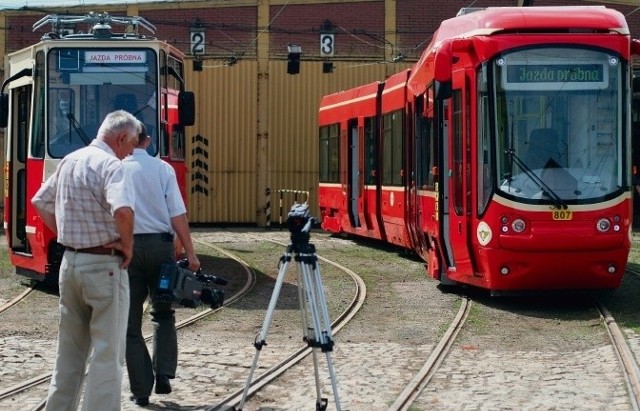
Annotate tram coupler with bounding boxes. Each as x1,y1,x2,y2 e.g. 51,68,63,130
316,398,328,411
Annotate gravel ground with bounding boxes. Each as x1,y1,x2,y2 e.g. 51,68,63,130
1,228,640,410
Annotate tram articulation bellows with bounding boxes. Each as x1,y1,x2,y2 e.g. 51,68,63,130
238,203,342,411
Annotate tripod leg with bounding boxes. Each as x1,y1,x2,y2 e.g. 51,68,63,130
297,260,324,405
324,350,341,411
238,254,292,410
310,261,342,411
297,255,342,411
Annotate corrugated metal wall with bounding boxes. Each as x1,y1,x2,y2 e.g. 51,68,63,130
184,59,411,224
186,60,258,223
0,0,414,226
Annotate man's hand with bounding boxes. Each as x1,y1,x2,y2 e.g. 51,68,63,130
105,239,133,269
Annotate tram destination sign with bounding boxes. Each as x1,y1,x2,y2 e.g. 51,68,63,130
503,63,607,90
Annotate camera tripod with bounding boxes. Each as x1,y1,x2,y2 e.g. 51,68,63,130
238,205,341,411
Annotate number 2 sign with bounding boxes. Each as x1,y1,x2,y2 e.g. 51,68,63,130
191,29,205,55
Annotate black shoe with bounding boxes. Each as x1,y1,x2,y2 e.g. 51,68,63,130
130,395,150,406
155,374,172,394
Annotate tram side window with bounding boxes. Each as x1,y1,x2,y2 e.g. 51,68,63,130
452,90,464,215
167,55,182,91
159,51,186,161
477,93,492,216
159,121,172,158
319,123,339,183
31,51,45,158
416,93,434,189
160,50,167,90
14,87,31,163
168,56,186,161
171,124,185,161
427,86,438,189
382,110,403,186
159,51,168,157
364,117,376,185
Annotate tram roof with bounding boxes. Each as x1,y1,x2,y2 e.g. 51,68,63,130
436,6,629,40
407,6,629,96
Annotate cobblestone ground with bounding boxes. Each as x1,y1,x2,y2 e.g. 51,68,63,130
1,229,640,410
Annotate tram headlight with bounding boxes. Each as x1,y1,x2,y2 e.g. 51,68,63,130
596,218,611,233
612,215,621,232
500,215,526,234
511,218,526,233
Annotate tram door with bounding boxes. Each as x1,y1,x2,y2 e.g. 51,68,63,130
407,96,426,252
7,85,32,254
445,71,473,275
632,73,640,228
347,119,360,227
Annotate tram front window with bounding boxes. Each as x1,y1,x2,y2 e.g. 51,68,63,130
46,48,158,158
488,46,626,203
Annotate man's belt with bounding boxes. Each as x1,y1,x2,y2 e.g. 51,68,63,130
134,233,174,242
65,246,123,257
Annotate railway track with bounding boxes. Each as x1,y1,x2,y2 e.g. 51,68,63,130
0,231,368,410
205,235,367,411
595,299,640,411
612,265,640,411
0,239,256,410
392,269,640,411
388,296,471,411
9,231,636,410
0,282,36,315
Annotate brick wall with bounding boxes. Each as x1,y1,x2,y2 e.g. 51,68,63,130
268,2,385,60
6,1,640,63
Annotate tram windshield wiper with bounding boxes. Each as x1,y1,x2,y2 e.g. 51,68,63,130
505,148,567,209
66,112,91,146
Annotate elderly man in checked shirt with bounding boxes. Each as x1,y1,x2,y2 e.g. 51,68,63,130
32,110,140,411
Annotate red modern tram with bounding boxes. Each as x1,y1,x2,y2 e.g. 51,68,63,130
319,6,639,293
0,12,195,283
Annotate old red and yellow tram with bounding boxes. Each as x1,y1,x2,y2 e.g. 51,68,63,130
0,12,194,283
319,6,640,293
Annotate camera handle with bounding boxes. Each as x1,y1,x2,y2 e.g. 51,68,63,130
238,241,342,411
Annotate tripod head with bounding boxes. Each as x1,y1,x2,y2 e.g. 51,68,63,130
286,203,316,248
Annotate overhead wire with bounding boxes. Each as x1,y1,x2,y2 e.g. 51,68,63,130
13,0,512,65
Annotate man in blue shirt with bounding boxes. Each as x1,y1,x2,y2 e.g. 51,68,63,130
123,123,200,406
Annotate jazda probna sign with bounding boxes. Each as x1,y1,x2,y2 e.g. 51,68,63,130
84,51,147,64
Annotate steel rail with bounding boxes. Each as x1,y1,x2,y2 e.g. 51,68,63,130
388,296,471,411
0,283,36,315
206,236,367,411
595,284,640,411
0,240,255,410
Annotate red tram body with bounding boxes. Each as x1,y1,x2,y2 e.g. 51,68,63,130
1,13,195,282
319,6,640,293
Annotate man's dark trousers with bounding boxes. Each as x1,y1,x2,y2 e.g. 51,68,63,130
126,233,177,398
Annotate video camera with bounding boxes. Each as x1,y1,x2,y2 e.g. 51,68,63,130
286,203,317,245
153,259,227,309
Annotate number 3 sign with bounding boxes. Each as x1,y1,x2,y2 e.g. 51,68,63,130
320,33,334,57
